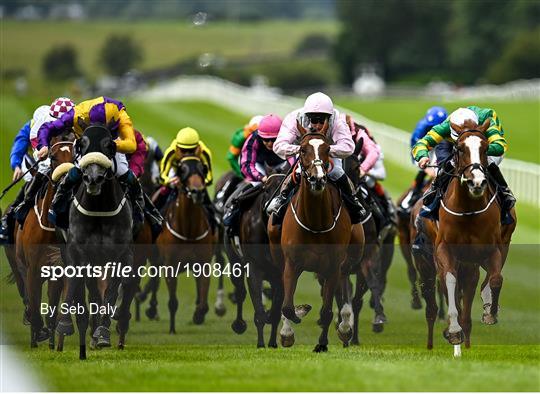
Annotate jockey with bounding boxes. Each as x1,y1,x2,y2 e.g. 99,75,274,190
127,130,163,235
413,106,516,223
0,109,44,243
399,106,447,214
222,114,286,233
155,127,217,228
36,96,146,228
14,98,75,224
227,115,263,178
143,136,164,186
342,114,395,229
266,92,366,224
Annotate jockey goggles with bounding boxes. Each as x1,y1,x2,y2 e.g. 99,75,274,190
306,113,330,125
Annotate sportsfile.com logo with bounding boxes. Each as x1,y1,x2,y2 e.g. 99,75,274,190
40,261,249,281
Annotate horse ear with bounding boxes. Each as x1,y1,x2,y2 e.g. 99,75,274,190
296,119,308,135
478,118,490,132
320,118,330,136
450,121,464,134
77,117,89,132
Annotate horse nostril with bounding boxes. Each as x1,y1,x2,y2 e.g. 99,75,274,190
466,179,474,187
481,179,487,187
96,175,105,183
82,174,90,183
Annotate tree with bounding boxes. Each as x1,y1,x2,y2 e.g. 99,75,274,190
42,44,80,81
100,34,143,76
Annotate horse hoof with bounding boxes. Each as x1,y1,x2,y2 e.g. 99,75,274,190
337,328,352,345
282,306,301,324
118,343,125,350
37,328,50,342
372,323,384,333
193,312,206,325
257,343,265,349
313,344,328,353
231,319,247,334
169,329,176,335
280,334,295,347
268,341,278,348
30,341,38,348
294,304,312,318
214,305,227,317
56,319,74,336
447,330,464,345
135,292,147,303
481,313,498,325
145,307,159,321
90,337,98,350
94,326,111,348
351,338,359,346
411,296,422,310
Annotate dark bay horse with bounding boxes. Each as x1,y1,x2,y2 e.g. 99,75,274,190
156,154,217,333
58,125,136,359
431,119,517,356
397,181,446,319
224,163,305,348
15,135,75,348
268,120,365,352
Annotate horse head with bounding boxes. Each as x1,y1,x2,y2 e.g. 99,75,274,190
451,118,490,198
176,154,208,205
49,132,76,182
297,119,331,193
78,125,115,196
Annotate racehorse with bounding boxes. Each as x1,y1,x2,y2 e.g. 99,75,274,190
57,125,136,360
397,181,446,319
15,133,75,348
340,138,389,340
430,119,516,356
268,120,365,352
223,162,305,348
156,153,217,333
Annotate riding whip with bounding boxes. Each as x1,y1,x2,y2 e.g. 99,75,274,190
0,160,41,200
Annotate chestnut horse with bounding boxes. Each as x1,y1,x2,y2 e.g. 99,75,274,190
268,120,364,352
15,135,75,348
156,154,217,333
432,119,516,356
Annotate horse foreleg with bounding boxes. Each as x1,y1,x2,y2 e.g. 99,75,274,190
437,243,463,356
415,256,438,350
281,260,301,324
230,268,247,334
459,264,479,348
365,254,386,333
268,271,284,348
351,272,368,345
314,272,338,353
117,276,138,350
165,274,178,334
485,248,503,325
26,262,47,348
193,274,210,325
73,278,88,360
214,245,227,317
46,279,63,350
246,264,266,347
336,274,354,347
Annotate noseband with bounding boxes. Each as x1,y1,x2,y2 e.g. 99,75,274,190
177,155,207,197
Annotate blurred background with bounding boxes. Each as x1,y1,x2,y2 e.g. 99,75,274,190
0,1,539,390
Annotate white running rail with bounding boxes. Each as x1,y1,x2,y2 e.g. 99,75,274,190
134,75,540,207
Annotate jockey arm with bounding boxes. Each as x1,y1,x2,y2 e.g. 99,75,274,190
10,120,31,170
127,130,148,178
114,110,137,154
240,133,264,182
358,128,380,173
273,112,301,159
329,117,355,158
198,141,213,186
227,128,245,177
36,110,74,150
412,120,450,163
159,143,176,186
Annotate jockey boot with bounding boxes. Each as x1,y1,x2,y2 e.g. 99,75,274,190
420,161,454,220
335,174,368,225
14,172,48,225
142,192,164,239
267,174,295,226
0,187,25,244
48,166,82,228
119,170,145,224
487,163,516,224
222,183,252,232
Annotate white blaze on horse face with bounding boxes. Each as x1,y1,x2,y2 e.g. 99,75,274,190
464,136,486,187
60,146,71,152
308,139,325,179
